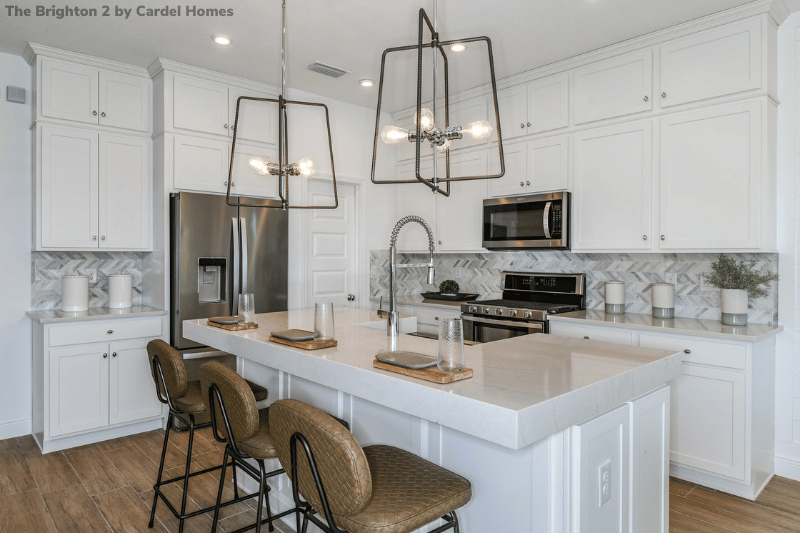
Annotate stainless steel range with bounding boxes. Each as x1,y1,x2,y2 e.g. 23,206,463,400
461,272,585,343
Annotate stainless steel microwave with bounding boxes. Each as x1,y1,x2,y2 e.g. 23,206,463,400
482,192,570,250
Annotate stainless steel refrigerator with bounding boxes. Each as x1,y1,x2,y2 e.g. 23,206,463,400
170,192,288,352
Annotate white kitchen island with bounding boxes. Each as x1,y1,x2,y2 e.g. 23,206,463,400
183,307,682,533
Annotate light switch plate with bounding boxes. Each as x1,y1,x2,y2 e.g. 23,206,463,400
86,269,97,284
598,459,611,507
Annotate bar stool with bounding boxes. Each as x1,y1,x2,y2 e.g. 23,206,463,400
146,340,268,532
269,399,472,533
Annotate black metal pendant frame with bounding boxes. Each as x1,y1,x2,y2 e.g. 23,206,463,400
226,94,339,210
370,7,505,197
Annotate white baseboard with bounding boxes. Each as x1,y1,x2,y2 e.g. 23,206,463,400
0,417,32,440
774,455,800,481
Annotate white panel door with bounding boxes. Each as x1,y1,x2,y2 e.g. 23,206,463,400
40,58,99,124
496,85,528,140
449,95,489,150
666,365,746,480
660,19,762,108
395,160,437,251
230,143,279,199
173,74,229,136
109,339,162,425
99,134,150,249
437,151,488,251
173,135,230,193
49,344,109,437
574,49,652,124
630,386,670,533
229,87,278,145
573,121,652,250
307,182,357,308
527,72,569,134
659,101,761,249
40,125,99,249
488,141,527,197
527,135,569,193
98,71,150,132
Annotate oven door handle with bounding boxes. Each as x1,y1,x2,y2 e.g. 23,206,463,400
461,315,544,332
543,201,552,239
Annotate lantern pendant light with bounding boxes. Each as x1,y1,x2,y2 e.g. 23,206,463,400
370,0,505,196
226,0,338,210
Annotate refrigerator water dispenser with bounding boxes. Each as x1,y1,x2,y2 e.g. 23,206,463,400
198,258,226,303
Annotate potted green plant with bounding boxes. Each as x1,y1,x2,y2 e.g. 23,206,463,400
702,254,778,326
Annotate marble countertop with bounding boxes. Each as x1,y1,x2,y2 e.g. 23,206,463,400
549,310,782,342
27,305,167,324
369,295,470,310
183,307,681,450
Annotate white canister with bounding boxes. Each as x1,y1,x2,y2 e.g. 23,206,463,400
108,269,133,309
652,283,675,319
62,270,89,312
604,281,626,314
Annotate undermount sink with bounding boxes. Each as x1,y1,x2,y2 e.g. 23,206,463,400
357,316,417,333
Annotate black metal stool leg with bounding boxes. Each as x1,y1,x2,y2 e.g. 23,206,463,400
258,460,275,532
254,462,266,533
232,461,240,499
176,415,196,533
210,448,229,533
149,412,173,528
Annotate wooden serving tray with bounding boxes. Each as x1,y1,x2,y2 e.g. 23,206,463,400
269,335,337,350
373,360,473,384
208,321,258,331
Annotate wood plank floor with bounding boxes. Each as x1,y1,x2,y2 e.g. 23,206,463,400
0,431,293,533
1,429,799,532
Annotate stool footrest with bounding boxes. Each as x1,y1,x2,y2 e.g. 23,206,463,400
225,507,295,533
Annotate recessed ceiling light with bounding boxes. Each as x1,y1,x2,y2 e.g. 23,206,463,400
359,79,375,87
213,35,231,45
450,43,467,52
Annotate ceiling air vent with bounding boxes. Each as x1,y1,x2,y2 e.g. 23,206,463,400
307,62,348,78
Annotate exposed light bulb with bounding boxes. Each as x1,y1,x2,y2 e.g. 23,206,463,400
436,139,450,152
296,157,316,177
249,157,269,175
450,43,466,52
381,125,409,144
414,107,435,132
466,120,492,140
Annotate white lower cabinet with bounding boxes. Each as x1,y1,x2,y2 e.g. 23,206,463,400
34,317,166,453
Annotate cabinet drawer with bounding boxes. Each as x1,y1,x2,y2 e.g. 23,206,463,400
639,334,745,370
49,318,163,347
415,307,461,326
549,323,633,345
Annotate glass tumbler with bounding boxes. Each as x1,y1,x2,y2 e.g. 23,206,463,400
314,302,335,342
238,293,256,324
437,318,465,372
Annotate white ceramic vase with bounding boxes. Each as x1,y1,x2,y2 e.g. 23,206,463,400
720,288,748,326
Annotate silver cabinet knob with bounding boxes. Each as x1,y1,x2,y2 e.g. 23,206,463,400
520,123,525,129
584,336,589,340
684,349,691,354
224,181,228,187
527,121,531,127
112,352,117,357
107,330,113,334
435,316,440,320
642,235,647,241
93,110,97,116
520,182,524,187
643,95,649,102
662,92,667,98
526,181,530,186
347,294,355,301
224,124,228,129
103,353,108,358
231,182,235,187
92,236,97,241
101,112,106,117
661,235,665,241
101,236,106,240
438,240,442,245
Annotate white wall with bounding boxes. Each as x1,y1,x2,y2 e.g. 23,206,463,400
0,51,32,438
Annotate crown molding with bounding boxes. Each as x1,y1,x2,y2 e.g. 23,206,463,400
148,58,280,95
23,43,150,77
769,0,791,24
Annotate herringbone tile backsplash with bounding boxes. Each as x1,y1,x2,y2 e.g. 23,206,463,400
370,251,779,324
32,251,143,310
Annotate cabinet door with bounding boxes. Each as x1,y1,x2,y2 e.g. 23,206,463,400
449,96,489,150
230,143,279,199
527,72,569,134
660,19,761,108
630,386,669,533
109,339,162,425
667,364,746,480
173,135,230,193
40,125,99,248
49,343,109,436
437,151,488,251
573,121,652,250
527,135,568,193
496,85,528,140
229,87,277,145
395,160,437,250
98,71,150,132
40,58,98,124
574,49,652,124
488,142,527,197
659,101,761,249
98,135,150,249
173,74,229,136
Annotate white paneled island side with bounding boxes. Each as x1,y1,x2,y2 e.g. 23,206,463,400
183,307,682,532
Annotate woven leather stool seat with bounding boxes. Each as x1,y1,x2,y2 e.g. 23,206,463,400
238,408,278,459
172,380,206,414
335,445,470,533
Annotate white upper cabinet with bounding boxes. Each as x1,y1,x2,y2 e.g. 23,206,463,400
497,85,528,140
659,19,762,108
437,151,488,251
98,71,150,132
173,74,229,136
230,143,280,199
488,136,569,198
449,95,489,150
659,101,761,249
574,49,653,124
497,73,569,139
489,142,527,197
39,57,150,132
573,121,652,250
396,159,437,251
173,134,230,194
229,87,277,145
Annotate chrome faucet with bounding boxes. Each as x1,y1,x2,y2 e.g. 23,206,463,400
386,216,436,341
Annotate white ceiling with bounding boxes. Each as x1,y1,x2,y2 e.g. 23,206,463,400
0,0,764,111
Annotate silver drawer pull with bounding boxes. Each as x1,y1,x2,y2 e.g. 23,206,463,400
643,95,649,102
684,349,691,354
112,352,117,357
435,317,439,321
103,353,108,358
101,112,106,117
584,336,589,339
107,330,113,334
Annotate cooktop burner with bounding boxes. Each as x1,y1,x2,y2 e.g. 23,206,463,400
476,299,578,313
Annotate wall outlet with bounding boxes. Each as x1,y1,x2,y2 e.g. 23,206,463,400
598,460,612,507
665,272,677,285
454,267,462,278
86,269,97,284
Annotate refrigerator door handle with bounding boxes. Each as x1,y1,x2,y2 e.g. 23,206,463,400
231,217,240,316
240,217,248,294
